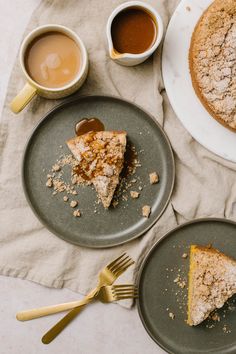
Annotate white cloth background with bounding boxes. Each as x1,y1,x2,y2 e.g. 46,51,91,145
0,0,235,299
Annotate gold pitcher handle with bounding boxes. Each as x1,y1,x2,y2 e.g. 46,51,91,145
10,82,37,113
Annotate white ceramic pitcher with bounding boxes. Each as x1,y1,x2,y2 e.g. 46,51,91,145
106,1,163,66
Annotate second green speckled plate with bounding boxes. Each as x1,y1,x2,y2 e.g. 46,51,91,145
137,218,236,354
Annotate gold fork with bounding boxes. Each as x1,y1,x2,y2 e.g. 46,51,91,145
97,284,138,303
17,253,134,322
42,286,138,345
41,253,134,344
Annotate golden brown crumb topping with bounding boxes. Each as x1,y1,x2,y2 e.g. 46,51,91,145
67,131,126,181
191,0,236,128
188,245,236,326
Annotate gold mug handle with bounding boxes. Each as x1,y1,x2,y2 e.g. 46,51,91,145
10,82,37,113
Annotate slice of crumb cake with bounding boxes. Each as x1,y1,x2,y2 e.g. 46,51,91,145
187,245,236,326
67,131,127,208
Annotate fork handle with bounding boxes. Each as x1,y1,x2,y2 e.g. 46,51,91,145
42,305,85,344
16,288,98,321
42,288,99,344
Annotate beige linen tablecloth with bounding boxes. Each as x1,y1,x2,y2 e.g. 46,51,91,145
0,0,236,296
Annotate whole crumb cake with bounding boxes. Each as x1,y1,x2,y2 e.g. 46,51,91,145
189,0,236,131
187,245,236,326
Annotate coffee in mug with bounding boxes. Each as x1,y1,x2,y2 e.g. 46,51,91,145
24,31,81,89
10,24,88,114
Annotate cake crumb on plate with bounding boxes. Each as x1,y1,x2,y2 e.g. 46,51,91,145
142,205,151,218
73,209,81,217
130,191,140,199
149,172,159,184
70,200,78,208
52,164,61,172
46,178,53,188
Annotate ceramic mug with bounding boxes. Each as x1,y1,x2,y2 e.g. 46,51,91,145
10,24,89,114
106,1,163,66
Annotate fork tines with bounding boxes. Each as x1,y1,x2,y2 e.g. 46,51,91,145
108,253,135,276
112,284,138,299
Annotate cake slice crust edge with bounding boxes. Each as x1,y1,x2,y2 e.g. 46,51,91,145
187,245,236,326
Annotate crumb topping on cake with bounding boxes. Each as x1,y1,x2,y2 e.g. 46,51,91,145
67,131,126,181
67,131,127,208
188,245,236,326
190,0,236,129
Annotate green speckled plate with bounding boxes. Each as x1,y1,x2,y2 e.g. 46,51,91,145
22,95,174,248
137,218,236,354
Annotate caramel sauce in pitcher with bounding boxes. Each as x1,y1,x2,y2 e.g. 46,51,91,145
111,8,157,54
